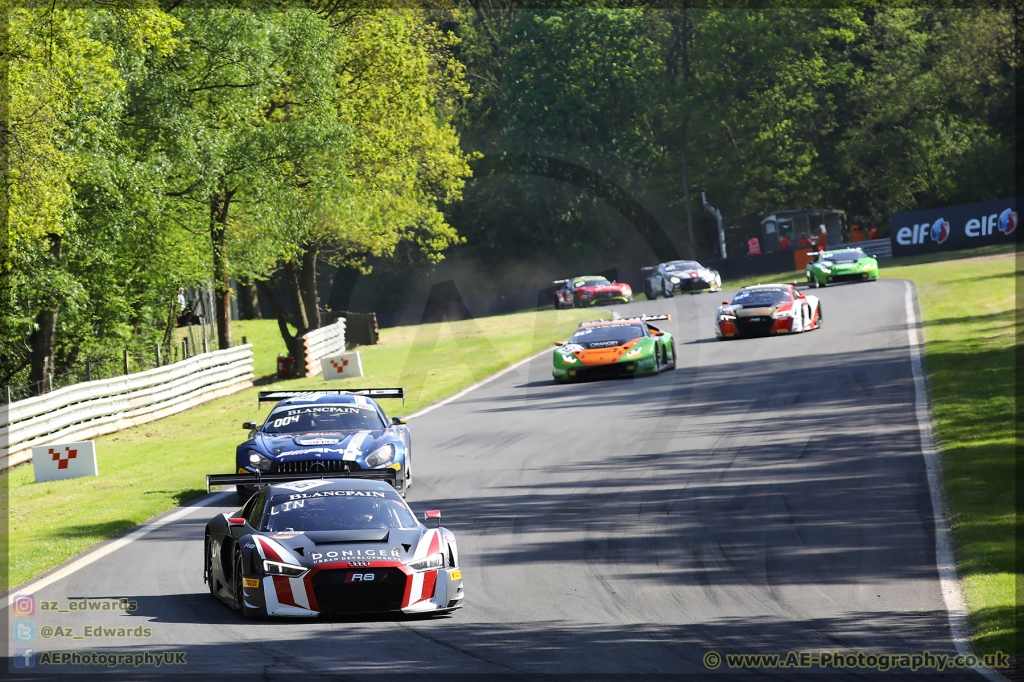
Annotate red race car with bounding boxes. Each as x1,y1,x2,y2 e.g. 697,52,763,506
715,284,822,339
553,276,633,309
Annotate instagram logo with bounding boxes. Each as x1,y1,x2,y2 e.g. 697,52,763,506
12,595,34,617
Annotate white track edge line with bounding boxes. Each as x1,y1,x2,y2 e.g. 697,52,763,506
4,490,234,608
406,345,551,420
905,282,1008,682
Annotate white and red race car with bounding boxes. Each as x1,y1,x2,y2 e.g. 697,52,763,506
716,283,822,339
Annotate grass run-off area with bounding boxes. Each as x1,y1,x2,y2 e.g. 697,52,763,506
885,248,1017,657
719,244,1017,655
5,307,607,588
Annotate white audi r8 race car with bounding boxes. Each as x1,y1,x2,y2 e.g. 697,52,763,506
716,284,822,339
203,473,464,617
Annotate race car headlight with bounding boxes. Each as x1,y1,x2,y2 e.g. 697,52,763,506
669,276,681,284
248,450,273,471
262,560,307,578
406,553,444,572
771,309,795,319
560,352,578,364
625,346,644,358
365,443,396,469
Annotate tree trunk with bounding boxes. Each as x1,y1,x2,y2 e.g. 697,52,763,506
237,278,261,320
28,233,61,395
283,260,310,374
679,2,698,260
258,278,305,378
300,243,320,330
256,279,299,360
681,117,697,259
210,184,234,349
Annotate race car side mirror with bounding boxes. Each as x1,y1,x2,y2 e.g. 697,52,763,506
721,301,729,305
425,510,441,528
392,416,407,425
228,517,247,526
242,421,257,430
554,341,565,346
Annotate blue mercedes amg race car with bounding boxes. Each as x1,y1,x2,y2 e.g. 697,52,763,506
235,390,411,501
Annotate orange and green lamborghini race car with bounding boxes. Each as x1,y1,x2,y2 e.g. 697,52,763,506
552,315,676,382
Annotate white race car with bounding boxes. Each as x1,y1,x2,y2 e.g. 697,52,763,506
716,284,822,339
643,260,722,298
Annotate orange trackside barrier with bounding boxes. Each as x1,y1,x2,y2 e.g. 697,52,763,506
793,248,816,271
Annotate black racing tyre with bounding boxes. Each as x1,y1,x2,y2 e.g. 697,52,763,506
645,282,657,300
654,344,662,371
812,277,821,289
233,551,252,618
668,340,677,368
816,303,823,328
205,533,216,596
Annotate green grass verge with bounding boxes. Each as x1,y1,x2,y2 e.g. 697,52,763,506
882,250,1017,657
4,307,606,588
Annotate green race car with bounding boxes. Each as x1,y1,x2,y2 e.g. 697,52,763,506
806,248,879,288
552,314,676,382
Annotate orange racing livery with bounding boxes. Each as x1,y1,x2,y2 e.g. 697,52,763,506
553,314,676,381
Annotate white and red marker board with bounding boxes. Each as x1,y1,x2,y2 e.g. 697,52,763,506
320,351,364,381
32,441,98,483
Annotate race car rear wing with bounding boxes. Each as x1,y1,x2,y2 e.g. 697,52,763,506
258,388,405,405
205,469,399,494
577,313,672,327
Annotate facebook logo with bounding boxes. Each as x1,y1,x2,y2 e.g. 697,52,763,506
13,647,35,668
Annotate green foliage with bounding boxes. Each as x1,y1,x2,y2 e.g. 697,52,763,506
442,6,1014,285
4,6,472,385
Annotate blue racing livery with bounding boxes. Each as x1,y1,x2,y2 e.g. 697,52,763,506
236,391,412,501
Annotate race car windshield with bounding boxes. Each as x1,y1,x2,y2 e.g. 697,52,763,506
263,405,385,434
575,277,611,287
826,250,867,263
664,261,700,271
263,493,418,531
732,289,789,307
569,324,644,344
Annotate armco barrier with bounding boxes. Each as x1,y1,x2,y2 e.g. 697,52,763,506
300,319,346,377
0,344,254,470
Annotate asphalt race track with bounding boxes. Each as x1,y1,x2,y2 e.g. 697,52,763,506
5,279,986,680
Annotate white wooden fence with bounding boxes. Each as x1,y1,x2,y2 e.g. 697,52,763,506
0,344,254,470
300,319,347,378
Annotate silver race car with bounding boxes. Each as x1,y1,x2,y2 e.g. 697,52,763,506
643,260,722,299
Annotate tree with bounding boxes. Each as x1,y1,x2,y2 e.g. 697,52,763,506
253,9,472,368
4,7,192,393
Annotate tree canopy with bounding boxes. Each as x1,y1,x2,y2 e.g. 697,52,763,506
2,4,1013,392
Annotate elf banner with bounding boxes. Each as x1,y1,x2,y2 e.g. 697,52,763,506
890,197,1017,257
